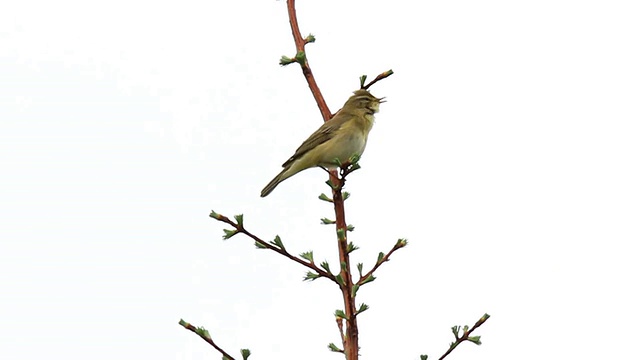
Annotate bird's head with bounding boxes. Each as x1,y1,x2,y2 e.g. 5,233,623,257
344,89,385,115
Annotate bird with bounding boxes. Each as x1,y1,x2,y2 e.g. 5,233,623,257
261,89,384,197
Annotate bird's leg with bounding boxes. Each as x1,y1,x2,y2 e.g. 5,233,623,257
339,164,349,179
340,154,361,179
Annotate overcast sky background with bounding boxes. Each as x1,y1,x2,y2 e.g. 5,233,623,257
2,1,639,359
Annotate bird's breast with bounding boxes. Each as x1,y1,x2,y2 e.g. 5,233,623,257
316,128,368,167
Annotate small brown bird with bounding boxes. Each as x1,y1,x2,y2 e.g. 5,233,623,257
261,89,384,197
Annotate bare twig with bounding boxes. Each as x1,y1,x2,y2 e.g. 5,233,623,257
362,69,394,90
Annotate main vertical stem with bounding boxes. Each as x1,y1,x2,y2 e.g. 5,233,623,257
286,0,331,121
332,172,358,360
285,1,358,357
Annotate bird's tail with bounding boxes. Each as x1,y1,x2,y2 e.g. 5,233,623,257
260,167,292,197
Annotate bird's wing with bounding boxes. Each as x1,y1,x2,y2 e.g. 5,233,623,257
281,111,348,168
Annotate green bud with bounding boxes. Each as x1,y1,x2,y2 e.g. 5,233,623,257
356,303,369,315
222,229,237,240
270,235,285,250
361,275,375,285
320,261,331,273
351,284,359,296
452,325,460,335
325,179,338,190
303,272,321,281
299,251,314,262
359,75,368,87
279,55,295,66
294,51,306,64
468,336,482,345
195,326,210,339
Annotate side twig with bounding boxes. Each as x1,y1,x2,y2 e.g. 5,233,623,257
209,211,337,283
362,70,394,90
438,314,491,360
335,317,346,352
179,319,236,360
357,239,407,285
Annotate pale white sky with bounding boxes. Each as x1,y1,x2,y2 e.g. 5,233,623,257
1,1,639,359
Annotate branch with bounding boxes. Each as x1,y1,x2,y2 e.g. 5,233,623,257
328,162,360,359
336,316,345,346
326,317,346,354
357,238,407,286
361,69,394,90
280,4,394,360
209,211,337,283
437,313,491,360
285,0,331,121
179,319,236,360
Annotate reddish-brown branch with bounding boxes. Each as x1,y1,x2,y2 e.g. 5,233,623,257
336,317,346,350
362,69,394,90
284,3,394,359
286,0,331,121
187,3,397,359
357,239,406,285
210,212,337,283
285,4,359,355
331,172,359,360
